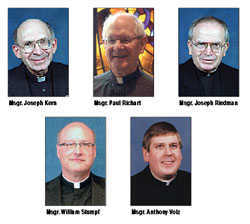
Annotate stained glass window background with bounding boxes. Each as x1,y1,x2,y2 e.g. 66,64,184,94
94,8,154,77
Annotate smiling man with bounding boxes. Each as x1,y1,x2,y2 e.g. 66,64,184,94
94,12,154,96
46,122,105,205
131,121,191,205
9,19,68,96
179,16,239,96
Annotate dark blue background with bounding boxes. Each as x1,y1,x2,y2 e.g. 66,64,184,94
131,117,191,176
8,8,69,70
45,117,106,182
179,8,239,69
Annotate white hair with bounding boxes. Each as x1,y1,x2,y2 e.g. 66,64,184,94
102,12,146,40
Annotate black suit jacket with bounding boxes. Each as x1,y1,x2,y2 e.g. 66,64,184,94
46,173,105,206
94,69,154,96
8,62,68,96
179,58,239,96
131,166,191,205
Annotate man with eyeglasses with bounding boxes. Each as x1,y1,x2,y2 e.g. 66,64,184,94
46,122,105,205
94,12,154,96
179,16,239,96
131,121,191,205
9,19,68,96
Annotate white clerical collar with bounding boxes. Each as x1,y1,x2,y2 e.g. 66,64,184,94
62,174,90,189
151,172,177,186
37,76,46,82
116,77,123,84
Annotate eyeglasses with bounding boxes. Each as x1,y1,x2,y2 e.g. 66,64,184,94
58,142,95,150
191,41,227,53
104,36,142,47
18,38,53,53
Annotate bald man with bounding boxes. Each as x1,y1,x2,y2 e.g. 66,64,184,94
94,13,154,96
9,19,68,96
46,122,105,206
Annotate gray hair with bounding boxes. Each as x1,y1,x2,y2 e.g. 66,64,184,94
102,12,146,40
188,16,229,42
13,19,55,45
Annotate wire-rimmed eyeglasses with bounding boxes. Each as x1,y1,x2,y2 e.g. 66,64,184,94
18,38,53,53
191,41,227,53
104,36,142,47
58,142,95,150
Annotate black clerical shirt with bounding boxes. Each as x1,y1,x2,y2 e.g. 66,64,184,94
25,65,53,96
197,69,221,96
94,68,154,96
131,166,191,205
61,175,92,206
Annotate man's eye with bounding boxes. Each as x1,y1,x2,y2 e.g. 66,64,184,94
23,42,32,47
198,42,206,47
170,144,178,149
121,39,130,44
39,39,46,44
156,144,164,149
212,43,220,47
65,143,74,146
107,39,116,44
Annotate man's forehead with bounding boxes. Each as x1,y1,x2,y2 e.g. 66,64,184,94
193,21,225,41
194,21,224,34
60,124,93,140
151,134,179,143
17,19,50,41
107,15,136,34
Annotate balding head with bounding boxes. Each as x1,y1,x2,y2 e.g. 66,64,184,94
57,122,96,144
14,19,55,45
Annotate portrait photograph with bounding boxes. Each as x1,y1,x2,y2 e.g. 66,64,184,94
131,117,191,206
8,8,69,96
45,117,106,206
93,8,154,97
179,8,239,97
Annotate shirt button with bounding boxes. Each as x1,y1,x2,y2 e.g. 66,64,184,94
42,89,46,92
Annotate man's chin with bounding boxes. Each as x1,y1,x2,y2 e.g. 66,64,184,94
28,65,49,76
199,65,218,73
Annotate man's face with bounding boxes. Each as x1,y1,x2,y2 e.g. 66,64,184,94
57,124,96,179
104,15,146,77
188,21,229,73
12,19,57,76
143,134,182,181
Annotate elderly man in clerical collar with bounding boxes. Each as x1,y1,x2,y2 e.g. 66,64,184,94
179,16,239,96
94,12,154,96
9,19,68,96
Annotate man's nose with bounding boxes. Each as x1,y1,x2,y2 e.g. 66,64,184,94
32,42,43,54
204,43,213,55
163,146,173,155
74,143,81,154
113,40,124,49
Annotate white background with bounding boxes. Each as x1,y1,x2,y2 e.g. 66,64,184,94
1,0,250,223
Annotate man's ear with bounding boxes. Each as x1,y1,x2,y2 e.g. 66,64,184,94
56,145,60,159
12,45,22,59
223,42,229,56
140,36,147,54
187,40,193,56
52,38,57,54
93,145,96,159
142,147,149,162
